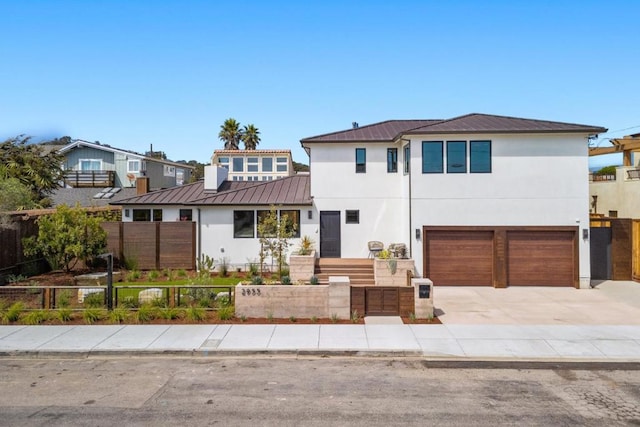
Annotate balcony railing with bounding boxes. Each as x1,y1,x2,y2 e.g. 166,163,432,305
63,170,115,188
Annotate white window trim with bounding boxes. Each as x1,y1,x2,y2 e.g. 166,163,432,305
127,159,142,173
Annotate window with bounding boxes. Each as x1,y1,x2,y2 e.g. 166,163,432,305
447,141,467,173
234,210,254,238
153,209,163,221
346,210,359,224
80,159,101,171
163,165,175,177
262,157,273,172
247,157,258,172
422,141,443,173
128,160,141,173
387,148,398,173
232,157,244,172
281,210,300,237
179,209,192,221
355,148,366,173
276,157,288,172
256,210,274,237
403,145,410,174
218,157,229,169
609,210,618,218
470,140,491,173
132,209,151,221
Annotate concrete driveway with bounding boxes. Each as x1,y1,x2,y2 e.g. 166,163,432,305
434,280,640,325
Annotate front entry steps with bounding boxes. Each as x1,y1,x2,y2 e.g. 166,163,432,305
314,258,374,286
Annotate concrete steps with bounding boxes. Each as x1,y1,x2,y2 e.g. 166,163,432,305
314,258,374,286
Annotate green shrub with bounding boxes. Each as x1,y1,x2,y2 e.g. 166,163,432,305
163,268,175,281
198,297,212,308
595,165,617,176
331,313,339,323
109,308,129,324
248,262,259,277
57,308,73,323
57,290,72,308
251,276,264,286
83,308,105,324
309,275,319,285
177,269,188,278
289,315,296,323
217,306,234,321
350,309,361,323
147,270,160,281
135,304,157,323
185,306,205,322
160,307,182,320
281,276,291,285
310,316,318,323
218,257,229,277
126,270,142,281
120,296,138,309
123,256,138,271
2,302,24,324
83,292,104,308
23,310,50,325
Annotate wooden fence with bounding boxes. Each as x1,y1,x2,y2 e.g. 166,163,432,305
0,217,47,282
590,217,639,281
103,221,196,270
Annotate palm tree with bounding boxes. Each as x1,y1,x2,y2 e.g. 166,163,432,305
218,118,242,150
241,124,261,150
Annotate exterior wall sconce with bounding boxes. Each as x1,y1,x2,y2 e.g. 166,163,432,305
415,228,421,240
583,229,589,240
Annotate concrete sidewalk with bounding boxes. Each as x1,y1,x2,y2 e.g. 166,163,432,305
0,280,639,361
1,323,640,361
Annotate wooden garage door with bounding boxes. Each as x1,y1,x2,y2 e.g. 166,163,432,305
507,231,575,286
425,230,494,286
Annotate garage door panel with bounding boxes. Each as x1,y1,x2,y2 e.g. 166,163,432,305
426,231,493,286
507,231,575,286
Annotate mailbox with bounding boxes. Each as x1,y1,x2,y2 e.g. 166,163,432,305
418,284,431,299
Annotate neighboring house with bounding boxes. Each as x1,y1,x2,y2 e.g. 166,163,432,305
113,113,606,288
211,149,294,181
589,133,640,218
301,113,606,288
59,140,194,190
114,166,315,268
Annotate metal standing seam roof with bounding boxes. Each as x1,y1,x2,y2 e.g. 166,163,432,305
300,113,607,143
113,175,312,206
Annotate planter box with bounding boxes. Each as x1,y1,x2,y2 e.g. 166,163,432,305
235,276,349,319
374,258,415,286
289,250,316,283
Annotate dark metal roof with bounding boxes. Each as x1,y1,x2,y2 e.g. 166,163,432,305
300,120,441,143
114,175,312,206
301,114,607,143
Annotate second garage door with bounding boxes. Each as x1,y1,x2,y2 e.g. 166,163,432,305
507,230,575,286
424,230,494,286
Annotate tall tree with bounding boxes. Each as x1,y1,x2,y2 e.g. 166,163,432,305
241,124,261,150
218,118,242,150
0,135,64,203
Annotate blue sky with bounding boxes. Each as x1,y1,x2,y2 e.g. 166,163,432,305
1,0,638,167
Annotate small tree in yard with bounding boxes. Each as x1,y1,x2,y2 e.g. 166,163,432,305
23,204,109,272
257,207,297,278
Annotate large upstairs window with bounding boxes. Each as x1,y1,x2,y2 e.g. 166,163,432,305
422,141,443,173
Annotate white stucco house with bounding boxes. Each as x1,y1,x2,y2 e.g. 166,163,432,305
114,113,606,288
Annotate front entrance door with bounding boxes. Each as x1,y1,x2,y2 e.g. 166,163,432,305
365,287,399,316
320,211,341,258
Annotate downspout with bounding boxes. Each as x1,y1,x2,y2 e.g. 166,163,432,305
197,207,202,267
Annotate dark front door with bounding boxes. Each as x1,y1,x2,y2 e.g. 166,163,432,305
320,211,341,258
590,226,612,280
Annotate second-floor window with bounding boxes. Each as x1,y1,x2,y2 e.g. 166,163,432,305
233,157,244,172
422,141,443,173
262,157,273,172
127,160,141,173
470,140,492,173
276,157,288,172
247,157,258,172
387,148,398,173
80,159,101,171
447,141,467,173
404,145,410,174
355,148,366,173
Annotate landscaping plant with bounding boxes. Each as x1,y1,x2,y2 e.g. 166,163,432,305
83,308,105,324
217,306,234,321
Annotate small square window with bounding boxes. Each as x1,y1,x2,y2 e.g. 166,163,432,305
153,209,163,222
346,210,359,224
179,209,192,221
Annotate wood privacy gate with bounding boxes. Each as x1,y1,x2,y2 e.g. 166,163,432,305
102,222,196,270
350,286,414,316
588,217,640,281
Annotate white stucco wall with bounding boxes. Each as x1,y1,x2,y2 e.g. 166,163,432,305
308,133,592,286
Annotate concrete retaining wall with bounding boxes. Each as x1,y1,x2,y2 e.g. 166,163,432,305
374,259,415,286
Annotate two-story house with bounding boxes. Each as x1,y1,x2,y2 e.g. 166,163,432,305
59,140,194,190
301,113,606,288
114,113,606,288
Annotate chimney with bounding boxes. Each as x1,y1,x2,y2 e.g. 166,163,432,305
204,165,228,192
352,122,359,129
136,176,150,195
